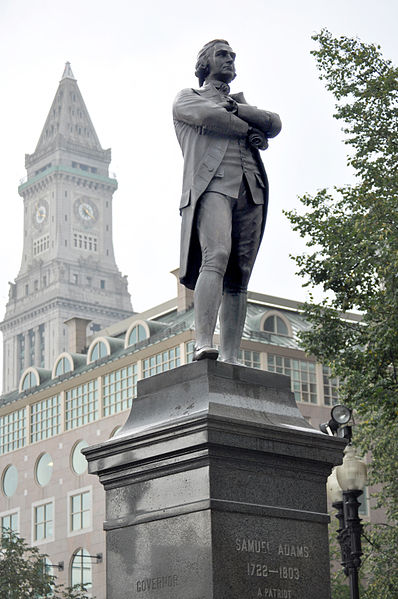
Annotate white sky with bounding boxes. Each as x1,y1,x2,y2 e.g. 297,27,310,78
0,0,396,322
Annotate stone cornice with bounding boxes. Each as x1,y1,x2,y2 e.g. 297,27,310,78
0,296,132,331
18,164,117,196
25,142,111,168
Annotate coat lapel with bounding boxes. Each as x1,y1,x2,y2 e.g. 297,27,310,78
194,86,222,102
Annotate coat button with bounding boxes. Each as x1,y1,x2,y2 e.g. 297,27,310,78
208,166,214,172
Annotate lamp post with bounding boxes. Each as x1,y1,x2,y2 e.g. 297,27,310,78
321,404,368,599
327,445,368,599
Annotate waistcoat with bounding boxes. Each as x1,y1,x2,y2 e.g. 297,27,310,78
205,136,261,198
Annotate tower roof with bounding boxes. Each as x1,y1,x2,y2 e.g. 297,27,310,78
33,63,103,156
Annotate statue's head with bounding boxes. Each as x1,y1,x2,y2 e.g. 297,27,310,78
195,39,236,87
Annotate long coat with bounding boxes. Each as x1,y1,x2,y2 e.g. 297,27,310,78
173,84,281,290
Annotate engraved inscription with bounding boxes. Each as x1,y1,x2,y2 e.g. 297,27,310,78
257,588,293,598
234,535,312,597
247,564,299,580
278,545,309,558
247,563,270,577
236,537,271,554
136,574,178,592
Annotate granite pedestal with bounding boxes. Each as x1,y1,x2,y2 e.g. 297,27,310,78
83,360,345,599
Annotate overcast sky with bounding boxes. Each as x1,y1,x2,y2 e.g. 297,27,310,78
0,0,396,324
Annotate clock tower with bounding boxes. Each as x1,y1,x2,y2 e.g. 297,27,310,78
0,63,133,393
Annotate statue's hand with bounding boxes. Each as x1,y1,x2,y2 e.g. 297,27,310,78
220,98,238,113
247,127,268,150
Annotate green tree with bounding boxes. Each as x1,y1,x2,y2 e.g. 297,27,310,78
285,29,398,598
0,530,92,599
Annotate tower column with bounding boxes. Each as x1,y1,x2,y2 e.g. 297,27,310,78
20,332,28,373
34,325,41,368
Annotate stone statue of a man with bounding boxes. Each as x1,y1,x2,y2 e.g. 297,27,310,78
173,39,281,363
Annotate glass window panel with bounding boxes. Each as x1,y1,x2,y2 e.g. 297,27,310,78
142,347,181,379
263,315,275,332
65,380,98,429
267,355,318,404
47,503,53,519
72,513,80,530
34,502,53,541
91,344,99,361
2,465,18,497
55,356,72,376
323,365,340,406
238,349,261,369
71,549,92,588
55,359,64,376
1,512,19,534
30,395,60,443
37,505,45,521
82,491,90,510
103,364,137,416
36,523,44,541
22,371,37,390
128,324,147,346
71,495,80,511
186,341,195,363
35,453,53,486
70,491,91,532
129,328,137,345
72,441,89,475
82,511,90,529
276,317,288,335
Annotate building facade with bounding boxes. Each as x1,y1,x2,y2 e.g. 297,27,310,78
0,63,133,394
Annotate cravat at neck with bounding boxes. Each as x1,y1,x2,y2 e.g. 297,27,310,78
211,81,231,96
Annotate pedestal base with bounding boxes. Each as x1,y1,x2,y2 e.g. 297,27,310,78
84,360,345,599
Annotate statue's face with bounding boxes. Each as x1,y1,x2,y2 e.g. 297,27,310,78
206,42,236,84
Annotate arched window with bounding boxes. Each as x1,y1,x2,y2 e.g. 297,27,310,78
21,370,38,391
70,548,92,589
54,356,72,377
89,341,108,362
263,314,289,336
127,324,148,347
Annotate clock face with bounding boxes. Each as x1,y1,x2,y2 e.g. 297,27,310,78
33,200,49,228
74,198,98,226
36,206,46,223
79,202,95,221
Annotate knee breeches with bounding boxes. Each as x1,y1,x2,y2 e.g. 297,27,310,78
196,180,263,293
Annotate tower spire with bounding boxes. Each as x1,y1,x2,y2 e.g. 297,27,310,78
61,61,76,80
31,63,102,157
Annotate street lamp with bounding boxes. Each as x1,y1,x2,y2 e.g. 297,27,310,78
320,404,352,437
325,409,368,599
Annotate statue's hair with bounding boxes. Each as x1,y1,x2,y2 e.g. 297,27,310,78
195,39,236,86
